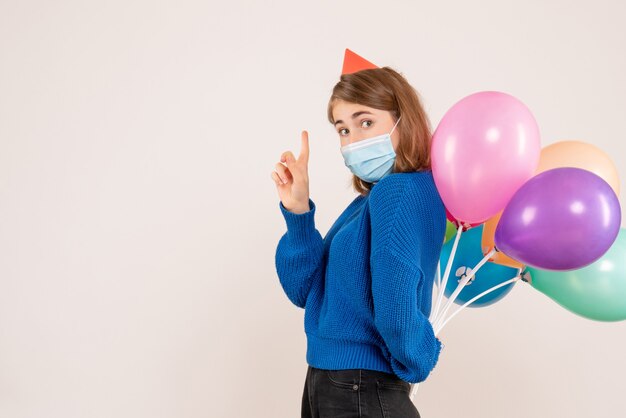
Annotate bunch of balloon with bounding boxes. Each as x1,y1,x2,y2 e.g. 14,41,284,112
410,94,624,401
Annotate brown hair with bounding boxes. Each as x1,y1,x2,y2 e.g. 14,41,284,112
327,66,433,196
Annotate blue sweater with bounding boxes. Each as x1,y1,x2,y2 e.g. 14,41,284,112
275,171,446,383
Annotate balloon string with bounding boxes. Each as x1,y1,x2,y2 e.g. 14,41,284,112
416,269,523,401
430,224,463,322
434,271,522,335
410,382,420,401
432,248,497,330
416,224,463,402
414,237,522,401
415,228,457,402
430,262,441,322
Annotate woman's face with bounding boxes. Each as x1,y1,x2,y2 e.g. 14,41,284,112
332,99,400,150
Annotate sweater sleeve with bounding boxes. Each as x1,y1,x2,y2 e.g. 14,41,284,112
369,177,443,383
275,198,325,309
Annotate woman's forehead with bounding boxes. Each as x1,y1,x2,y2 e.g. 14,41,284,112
333,101,385,121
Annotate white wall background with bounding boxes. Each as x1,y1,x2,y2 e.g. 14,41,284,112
1,0,625,417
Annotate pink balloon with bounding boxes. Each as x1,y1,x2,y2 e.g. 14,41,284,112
431,91,541,224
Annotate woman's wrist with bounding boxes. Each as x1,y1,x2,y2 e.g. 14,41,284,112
286,200,311,214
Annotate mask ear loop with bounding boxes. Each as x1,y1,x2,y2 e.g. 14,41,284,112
390,115,401,135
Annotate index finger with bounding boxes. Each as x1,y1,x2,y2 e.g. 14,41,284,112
298,130,309,165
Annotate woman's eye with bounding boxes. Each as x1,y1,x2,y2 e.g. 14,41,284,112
361,120,372,128
339,128,348,136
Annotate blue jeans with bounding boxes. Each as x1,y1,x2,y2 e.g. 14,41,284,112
301,365,421,418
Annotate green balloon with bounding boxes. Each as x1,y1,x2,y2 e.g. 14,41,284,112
444,220,457,243
524,227,626,322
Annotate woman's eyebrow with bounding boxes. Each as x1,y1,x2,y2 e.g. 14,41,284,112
334,111,374,126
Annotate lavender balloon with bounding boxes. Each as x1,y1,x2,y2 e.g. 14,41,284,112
494,167,621,271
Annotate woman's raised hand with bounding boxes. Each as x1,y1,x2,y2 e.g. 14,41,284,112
271,130,311,214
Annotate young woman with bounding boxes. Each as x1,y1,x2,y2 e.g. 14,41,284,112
271,54,446,418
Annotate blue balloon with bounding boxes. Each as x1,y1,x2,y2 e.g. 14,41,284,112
440,225,519,307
